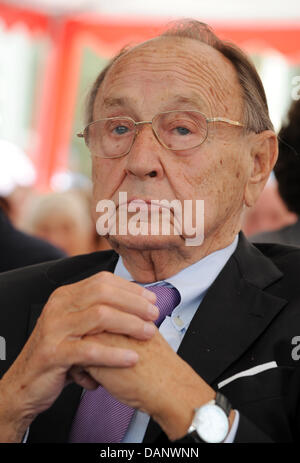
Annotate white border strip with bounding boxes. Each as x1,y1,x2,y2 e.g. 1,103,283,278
218,361,278,389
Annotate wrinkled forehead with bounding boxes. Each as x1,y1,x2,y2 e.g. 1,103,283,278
94,36,243,118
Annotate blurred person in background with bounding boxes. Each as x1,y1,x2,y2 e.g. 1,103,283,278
250,99,300,245
49,171,111,253
24,190,107,256
0,138,36,227
0,139,65,272
242,174,297,237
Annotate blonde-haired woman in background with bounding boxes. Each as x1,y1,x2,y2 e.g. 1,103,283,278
24,190,109,256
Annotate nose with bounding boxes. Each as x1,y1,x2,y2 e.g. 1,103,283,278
124,123,164,180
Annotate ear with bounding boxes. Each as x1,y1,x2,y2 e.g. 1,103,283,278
244,130,278,208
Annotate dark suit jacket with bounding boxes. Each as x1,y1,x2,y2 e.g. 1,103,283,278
0,208,65,273
251,218,300,247
1,233,300,443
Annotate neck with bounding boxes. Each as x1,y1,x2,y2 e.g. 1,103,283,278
109,230,239,283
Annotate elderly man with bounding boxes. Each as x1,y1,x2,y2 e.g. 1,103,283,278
0,20,299,444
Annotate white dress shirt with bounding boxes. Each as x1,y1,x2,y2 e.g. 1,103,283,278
115,236,240,443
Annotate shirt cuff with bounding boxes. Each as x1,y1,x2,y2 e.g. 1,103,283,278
224,410,240,443
22,427,30,443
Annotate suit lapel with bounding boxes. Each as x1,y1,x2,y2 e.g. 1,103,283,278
176,262,286,386
143,234,287,442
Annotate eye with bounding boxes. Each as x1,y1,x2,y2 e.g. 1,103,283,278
105,119,134,137
113,125,130,135
174,126,191,135
165,117,197,136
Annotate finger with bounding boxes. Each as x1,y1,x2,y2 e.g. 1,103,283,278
79,271,156,303
67,272,158,320
88,285,158,321
68,366,99,390
65,304,157,340
60,338,139,368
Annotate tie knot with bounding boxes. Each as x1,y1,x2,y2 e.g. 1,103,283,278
146,284,181,326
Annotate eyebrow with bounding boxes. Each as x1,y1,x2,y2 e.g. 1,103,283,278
168,95,205,108
101,94,207,112
102,97,129,108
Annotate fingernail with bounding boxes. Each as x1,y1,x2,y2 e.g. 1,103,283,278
144,322,156,338
143,289,156,303
124,350,139,365
148,304,159,320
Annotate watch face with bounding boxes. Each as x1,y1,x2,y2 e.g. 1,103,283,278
194,404,229,443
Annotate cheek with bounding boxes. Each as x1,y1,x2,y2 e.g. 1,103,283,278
180,150,247,210
216,156,248,216
92,158,106,186
92,158,123,199
218,155,247,202
180,158,219,198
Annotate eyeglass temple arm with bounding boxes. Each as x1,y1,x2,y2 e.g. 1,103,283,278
208,117,244,127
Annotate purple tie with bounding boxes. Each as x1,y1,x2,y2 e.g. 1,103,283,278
68,284,180,443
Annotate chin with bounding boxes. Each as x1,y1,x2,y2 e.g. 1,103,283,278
108,233,183,251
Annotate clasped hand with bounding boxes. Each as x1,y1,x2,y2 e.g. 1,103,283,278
0,271,215,442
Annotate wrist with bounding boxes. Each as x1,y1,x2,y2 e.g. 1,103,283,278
152,382,216,441
0,378,36,442
152,395,193,441
152,385,235,442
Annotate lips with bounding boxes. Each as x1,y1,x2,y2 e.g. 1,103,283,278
118,197,173,211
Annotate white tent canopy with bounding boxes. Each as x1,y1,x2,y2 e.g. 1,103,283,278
6,0,300,20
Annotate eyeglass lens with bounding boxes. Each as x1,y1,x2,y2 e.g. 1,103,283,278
85,111,208,158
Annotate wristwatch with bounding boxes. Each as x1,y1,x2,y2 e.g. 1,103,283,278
177,392,232,443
